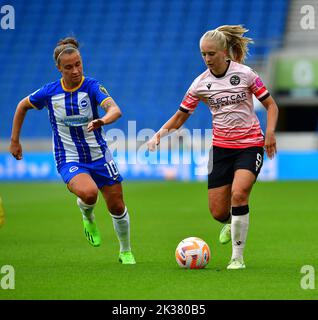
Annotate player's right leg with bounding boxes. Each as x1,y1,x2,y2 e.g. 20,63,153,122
67,173,101,247
208,185,232,244
207,146,234,245
57,160,102,247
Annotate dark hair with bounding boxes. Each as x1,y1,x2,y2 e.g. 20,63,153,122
53,37,80,65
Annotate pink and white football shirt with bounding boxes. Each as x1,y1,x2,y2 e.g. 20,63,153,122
180,61,269,148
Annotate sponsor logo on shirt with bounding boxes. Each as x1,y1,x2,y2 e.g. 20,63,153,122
63,115,89,127
207,91,247,110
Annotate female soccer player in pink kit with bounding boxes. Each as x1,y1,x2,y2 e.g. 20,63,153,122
148,25,278,269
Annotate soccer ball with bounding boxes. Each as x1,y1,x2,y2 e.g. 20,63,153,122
175,237,211,269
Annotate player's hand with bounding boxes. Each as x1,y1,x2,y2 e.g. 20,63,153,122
87,119,104,132
9,141,23,160
264,130,277,159
147,134,160,151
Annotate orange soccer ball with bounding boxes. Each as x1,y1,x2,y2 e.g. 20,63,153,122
175,237,211,269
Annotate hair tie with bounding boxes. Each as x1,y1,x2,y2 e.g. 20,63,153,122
56,46,78,63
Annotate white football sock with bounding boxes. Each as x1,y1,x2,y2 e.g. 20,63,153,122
111,207,131,252
77,197,96,222
231,211,249,260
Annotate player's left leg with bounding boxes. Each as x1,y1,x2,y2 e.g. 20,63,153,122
227,169,255,270
227,146,264,269
100,183,136,264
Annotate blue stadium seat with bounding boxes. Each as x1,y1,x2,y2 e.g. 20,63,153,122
0,0,288,138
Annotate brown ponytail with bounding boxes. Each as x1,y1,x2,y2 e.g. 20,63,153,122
53,37,80,65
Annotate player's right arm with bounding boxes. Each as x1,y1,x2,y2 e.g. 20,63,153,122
9,97,34,160
147,110,190,151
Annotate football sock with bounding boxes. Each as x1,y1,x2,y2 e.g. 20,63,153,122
77,197,96,222
111,207,131,252
231,205,249,260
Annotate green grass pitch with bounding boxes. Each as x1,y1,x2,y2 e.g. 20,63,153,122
0,181,317,300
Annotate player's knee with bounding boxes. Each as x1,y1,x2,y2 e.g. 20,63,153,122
213,213,230,223
231,189,248,206
209,206,229,222
108,200,125,216
80,189,98,205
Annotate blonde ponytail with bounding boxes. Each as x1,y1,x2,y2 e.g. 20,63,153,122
200,25,253,63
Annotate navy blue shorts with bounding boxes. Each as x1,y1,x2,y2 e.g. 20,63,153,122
58,157,123,188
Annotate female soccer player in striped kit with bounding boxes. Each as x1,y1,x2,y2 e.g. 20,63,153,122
9,37,136,264
148,25,278,269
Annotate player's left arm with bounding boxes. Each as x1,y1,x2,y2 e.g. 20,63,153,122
260,95,279,159
87,98,122,132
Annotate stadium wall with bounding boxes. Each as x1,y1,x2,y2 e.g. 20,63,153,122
0,150,317,182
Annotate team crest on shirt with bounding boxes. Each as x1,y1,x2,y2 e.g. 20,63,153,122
99,85,109,95
79,98,89,108
230,75,240,86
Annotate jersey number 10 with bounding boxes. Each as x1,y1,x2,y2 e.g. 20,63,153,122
104,160,119,178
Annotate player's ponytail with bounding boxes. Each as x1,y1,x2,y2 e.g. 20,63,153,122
200,25,253,63
53,37,80,66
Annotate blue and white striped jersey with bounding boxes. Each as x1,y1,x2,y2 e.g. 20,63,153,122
28,76,112,168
